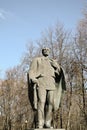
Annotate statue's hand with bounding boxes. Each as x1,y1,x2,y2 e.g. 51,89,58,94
32,78,39,86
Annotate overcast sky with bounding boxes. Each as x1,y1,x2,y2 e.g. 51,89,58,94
0,0,86,78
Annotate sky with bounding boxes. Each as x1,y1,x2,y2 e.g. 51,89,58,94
0,0,86,78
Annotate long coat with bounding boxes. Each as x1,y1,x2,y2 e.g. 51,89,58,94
28,56,66,110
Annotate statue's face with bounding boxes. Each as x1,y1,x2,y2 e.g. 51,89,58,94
42,48,50,57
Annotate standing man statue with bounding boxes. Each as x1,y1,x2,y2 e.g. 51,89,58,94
27,47,66,128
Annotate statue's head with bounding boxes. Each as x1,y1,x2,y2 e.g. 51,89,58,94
42,47,50,57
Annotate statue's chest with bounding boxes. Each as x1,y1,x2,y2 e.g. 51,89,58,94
41,58,50,68
38,58,53,73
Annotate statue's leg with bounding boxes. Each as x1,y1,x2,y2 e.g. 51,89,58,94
37,88,46,128
45,90,54,128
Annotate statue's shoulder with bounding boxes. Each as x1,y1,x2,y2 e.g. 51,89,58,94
50,58,57,62
50,58,60,65
49,58,61,70
31,56,42,63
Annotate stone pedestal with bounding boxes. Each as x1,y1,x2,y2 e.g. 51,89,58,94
27,129,65,130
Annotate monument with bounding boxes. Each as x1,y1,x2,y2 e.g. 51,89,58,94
27,47,66,129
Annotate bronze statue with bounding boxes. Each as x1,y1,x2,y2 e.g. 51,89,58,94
27,47,66,128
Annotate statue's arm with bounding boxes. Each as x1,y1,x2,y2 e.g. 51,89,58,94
28,58,39,110
29,58,38,85
50,59,61,74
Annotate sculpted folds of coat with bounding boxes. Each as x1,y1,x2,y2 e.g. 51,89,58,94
28,48,66,128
